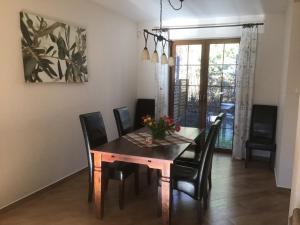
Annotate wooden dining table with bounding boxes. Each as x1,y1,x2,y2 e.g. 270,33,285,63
91,127,203,225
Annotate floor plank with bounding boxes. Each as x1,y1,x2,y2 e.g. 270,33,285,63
0,153,290,225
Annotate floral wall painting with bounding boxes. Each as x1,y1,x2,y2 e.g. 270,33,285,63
20,11,88,83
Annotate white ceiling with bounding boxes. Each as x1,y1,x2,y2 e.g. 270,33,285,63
91,0,288,25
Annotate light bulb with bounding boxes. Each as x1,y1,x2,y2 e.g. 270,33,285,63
161,53,168,64
151,50,159,63
141,47,150,61
168,56,175,66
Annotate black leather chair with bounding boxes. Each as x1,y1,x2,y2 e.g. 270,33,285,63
175,129,210,167
207,112,225,189
134,99,155,130
216,112,226,124
133,100,155,184
156,121,221,215
172,120,221,210
245,105,278,168
208,118,222,189
176,112,225,165
114,106,153,185
113,106,133,137
79,112,139,209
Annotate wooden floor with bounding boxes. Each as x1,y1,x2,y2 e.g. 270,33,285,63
0,153,290,225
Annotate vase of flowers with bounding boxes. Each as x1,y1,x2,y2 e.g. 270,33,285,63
142,116,181,140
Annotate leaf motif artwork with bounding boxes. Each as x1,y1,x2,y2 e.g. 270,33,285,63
20,11,88,83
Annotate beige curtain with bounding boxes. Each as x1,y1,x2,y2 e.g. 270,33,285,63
232,25,258,159
155,32,169,118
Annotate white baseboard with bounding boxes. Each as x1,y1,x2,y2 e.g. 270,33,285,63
274,168,291,189
0,166,88,211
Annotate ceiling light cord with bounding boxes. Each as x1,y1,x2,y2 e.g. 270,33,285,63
168,0,184,10
160,0,163,31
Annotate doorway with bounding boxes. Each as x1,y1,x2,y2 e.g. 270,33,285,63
169,39,240,150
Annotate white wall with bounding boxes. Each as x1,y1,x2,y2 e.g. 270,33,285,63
0,0,138,209
289,97,300,217
276,1,300,189
253,13,286,105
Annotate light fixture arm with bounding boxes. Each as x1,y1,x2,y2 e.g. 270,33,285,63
168,0,184,10
143,29,172,44
143,32,149,47
154,36,158,51
160,0,163,31
162,39,167,53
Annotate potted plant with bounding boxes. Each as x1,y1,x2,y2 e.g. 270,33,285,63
142,116,180,140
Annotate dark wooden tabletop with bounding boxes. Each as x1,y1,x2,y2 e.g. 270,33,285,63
91,127,203,162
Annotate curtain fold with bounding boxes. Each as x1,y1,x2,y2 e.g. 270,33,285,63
155,64,169,118
232,26,258,159
155,32,169,118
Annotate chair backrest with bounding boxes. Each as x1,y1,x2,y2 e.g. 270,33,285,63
215,112,225,123
196,120,220,199
192,121,218,162
207,119,222,174
134,99,155,129
79,112,108,170
250,105,277,140
113,106,133,137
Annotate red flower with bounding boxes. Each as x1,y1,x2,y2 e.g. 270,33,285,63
175,124,181,132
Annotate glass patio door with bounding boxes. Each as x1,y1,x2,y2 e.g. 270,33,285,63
170,39,240,150
170,41,207,130
206,41,240,149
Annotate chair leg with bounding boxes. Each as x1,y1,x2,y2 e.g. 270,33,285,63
157,185,162,217
208,172,212,190
88,174,93,203
103,178,109,193
134,170,140,195
119,180,125,210
157,170,162,217
147,168,152,185
203,184,208,210
249,149,253,160
88,182,93,203
245,147,251,168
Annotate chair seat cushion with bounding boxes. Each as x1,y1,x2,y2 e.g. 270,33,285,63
172,164,199,199
246,137,276,151
104,162,138,180
176,133,204,165
176,147,202,166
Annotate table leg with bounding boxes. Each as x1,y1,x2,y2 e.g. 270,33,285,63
161,164,171,225
94,154,104,219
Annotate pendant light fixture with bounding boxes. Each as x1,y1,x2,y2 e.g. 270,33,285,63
141,0,184,66
161,40,168,64
151,37,159,63
141,32,150,60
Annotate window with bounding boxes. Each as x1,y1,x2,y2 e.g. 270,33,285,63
170,39,240,150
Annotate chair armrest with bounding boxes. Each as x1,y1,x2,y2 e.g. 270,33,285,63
174,160,199,168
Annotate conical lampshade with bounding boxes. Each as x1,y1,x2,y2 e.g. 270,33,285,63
151,50,159,63
141,47,150,61
168,56,175,66
161,53,168,64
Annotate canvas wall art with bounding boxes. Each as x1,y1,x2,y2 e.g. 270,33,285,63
20,11,88,83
